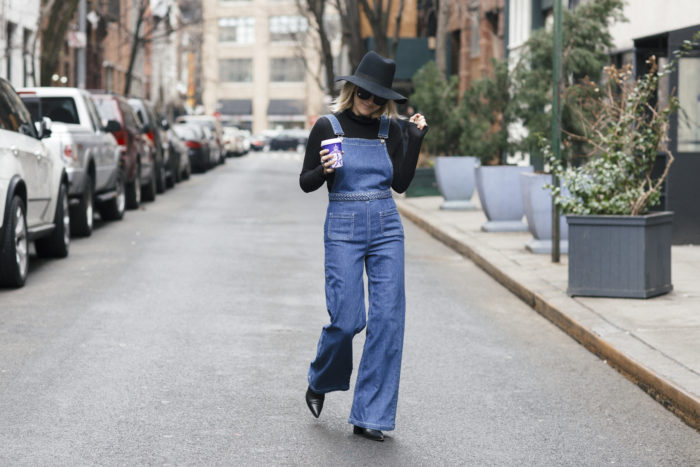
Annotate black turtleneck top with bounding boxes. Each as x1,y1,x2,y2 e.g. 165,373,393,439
299,109,428,194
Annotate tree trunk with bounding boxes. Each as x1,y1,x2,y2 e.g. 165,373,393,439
391,0,406,58
39,0,80,86
301,0,337,96
336,0,366,70
124,0,148,96
435,0,450,79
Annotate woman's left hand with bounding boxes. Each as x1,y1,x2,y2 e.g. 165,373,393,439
409,113,427,130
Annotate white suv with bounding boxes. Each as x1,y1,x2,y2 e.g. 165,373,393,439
0,78,70,287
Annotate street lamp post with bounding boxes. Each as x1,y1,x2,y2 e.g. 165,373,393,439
77,0,86,89
551,0,562,263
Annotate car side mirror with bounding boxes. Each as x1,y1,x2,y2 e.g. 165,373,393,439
36,116,52,139
104,119,122,132
160,119,170,130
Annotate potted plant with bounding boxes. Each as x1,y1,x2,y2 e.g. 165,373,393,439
411,62,479,209
547,39,698,298
513,0,626,250
458,59,533,231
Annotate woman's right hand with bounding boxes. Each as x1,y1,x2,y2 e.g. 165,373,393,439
320,149,335,175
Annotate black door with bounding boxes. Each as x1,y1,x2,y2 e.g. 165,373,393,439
667,26,700,244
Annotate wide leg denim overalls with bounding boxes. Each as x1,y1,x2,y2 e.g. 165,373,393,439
308,114,405,431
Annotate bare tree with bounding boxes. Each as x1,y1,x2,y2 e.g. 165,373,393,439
124,0,150,96
335,0,366,70
297,0,337,96
357,0,405,59
39,0,80,86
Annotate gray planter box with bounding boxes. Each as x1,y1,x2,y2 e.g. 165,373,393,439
520,172,568,254
476,165,533,232
567,212,673,298
434,156,479,210
405,167,440,197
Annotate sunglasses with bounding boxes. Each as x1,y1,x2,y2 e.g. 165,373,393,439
356,87,388,106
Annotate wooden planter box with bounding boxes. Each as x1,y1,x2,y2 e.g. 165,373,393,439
567,212,673,298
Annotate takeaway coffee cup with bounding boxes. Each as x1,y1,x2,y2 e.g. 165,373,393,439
321,138,343,168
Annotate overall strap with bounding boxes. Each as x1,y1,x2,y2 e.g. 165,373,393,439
324,114,344,136
378,115,390,139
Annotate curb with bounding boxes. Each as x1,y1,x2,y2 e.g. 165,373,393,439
397,200,700,431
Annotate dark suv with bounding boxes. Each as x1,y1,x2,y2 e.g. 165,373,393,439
91,93,157,207
128,97,171,191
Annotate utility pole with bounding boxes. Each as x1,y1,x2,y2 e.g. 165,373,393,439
77,0,86,89
551,0,562,263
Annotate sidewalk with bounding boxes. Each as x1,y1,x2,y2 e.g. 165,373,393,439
396,195,700,431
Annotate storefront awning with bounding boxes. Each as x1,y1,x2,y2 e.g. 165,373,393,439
267,99,305,115
217,99,252,115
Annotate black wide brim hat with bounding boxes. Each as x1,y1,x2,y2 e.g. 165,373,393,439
335,51,407,104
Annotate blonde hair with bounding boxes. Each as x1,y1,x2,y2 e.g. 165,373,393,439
330,82,399,119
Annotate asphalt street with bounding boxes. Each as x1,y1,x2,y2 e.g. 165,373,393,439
0,151,698,465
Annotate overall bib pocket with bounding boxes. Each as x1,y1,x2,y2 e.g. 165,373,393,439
327,212,355,240
379,208,404,237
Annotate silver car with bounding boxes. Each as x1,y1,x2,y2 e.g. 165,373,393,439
19,87,125,237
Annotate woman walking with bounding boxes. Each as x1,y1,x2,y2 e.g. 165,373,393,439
299,51,428,442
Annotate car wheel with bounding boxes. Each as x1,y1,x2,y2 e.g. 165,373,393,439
172,155,181,184
99,168,126,221
0,196,29,287
142,165,157,202
166,158,176,188
70,175,94,237
156,159,167,194
35,183,70,259
126,163,141,210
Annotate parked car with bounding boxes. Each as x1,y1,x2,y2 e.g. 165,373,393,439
269,128,309,151
91,92,157,206
175,115,224,165
128,97,170,191
249,133,269,151
172,123,210,173
0,78,70,287
239,129,251,154
222,126,248,157
18,87,125,237
167,126,191,181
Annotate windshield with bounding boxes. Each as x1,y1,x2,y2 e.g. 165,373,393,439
93,97,119,122
21,97,80,124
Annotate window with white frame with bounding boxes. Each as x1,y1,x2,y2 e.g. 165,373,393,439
219,58,253,82
269,16,308,42
218,17,255,44
270,57,305,82
469,10,480,58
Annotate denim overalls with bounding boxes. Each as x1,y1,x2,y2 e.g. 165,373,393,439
308,114,406,431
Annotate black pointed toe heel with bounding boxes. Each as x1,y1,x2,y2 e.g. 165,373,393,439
305,387,325,418
353,425,384,442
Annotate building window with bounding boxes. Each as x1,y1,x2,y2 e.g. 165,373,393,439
219,58,253,82
270,57,305,82
105,66,114,92
218,17,255,44
22,28,32,87
6,22,16,80
107,0,120,20
469,10,480,58
677,56,700,153
269,16,307,42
